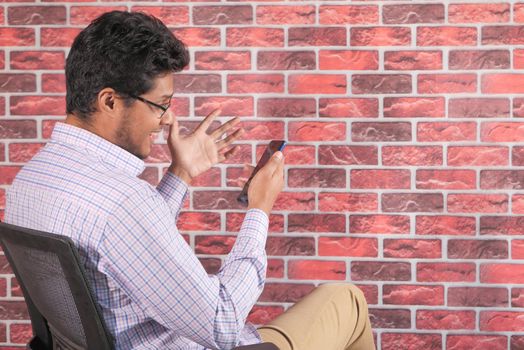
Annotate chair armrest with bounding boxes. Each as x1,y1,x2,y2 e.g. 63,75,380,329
233,342,279,350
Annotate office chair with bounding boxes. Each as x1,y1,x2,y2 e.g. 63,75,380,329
0,222,278,350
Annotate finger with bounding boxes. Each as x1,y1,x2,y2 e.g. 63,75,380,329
196,109,221,134
168,118,180,142
261,151,283,175
272,151,285,178
222,145,239,160
215,128,244,149
211,117,240,139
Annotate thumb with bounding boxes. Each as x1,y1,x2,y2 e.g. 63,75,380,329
265,151,283,173
168,119,180,143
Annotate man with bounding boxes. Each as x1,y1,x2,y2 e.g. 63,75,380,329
6,11,374,350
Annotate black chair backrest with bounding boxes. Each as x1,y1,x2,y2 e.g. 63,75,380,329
0,222,113,350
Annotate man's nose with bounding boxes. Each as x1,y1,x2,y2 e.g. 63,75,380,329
160,109,174,125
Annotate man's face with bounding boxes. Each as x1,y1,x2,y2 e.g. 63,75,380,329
116,73,174,159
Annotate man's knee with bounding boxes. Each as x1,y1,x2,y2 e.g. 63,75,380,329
317,283,369,307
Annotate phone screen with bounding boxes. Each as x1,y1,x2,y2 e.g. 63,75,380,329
237,140,287,205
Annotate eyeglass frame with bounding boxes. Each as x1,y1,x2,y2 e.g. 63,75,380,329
127,93,171,119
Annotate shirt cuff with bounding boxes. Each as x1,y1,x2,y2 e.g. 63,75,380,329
157,172,189,216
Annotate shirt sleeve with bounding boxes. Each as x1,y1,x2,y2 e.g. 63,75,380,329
99,186,269,350
156,171,188,219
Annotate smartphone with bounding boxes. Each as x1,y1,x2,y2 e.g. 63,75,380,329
237,140,287,205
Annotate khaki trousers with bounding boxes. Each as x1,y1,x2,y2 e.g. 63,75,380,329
258,284,375,350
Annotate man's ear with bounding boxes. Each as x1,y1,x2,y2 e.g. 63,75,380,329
96,88,123,117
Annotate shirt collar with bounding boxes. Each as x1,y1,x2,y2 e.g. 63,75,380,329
50,122,145,177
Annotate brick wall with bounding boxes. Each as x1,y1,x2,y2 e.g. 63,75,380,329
0,1,523,349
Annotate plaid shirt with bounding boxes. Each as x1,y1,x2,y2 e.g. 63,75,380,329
5,122,269,349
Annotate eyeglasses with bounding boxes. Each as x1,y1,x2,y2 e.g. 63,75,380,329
128,93,170,119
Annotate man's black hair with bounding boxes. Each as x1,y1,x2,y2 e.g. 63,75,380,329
65,10,189,119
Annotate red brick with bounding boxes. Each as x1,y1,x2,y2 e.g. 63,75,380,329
512,195,524,214
173,28,220,47
9,323,32,345
0,301,28,320
227,28,284,47
351,261,411,281
351,169,411,189
482,74,524,93
417,26,477,46
352,74,411,94
481,264,524,283
319,237,378,257
417,310,475,330
514,146,524,164
173,74,221,94
449,98,510,118
382,193,443,213
10,51,64,70
193,191,244,210
381,333,442,350
247,305,284,325
384,239,441,259
288,121,346,141
138,167,159,186
319,192,377,212
288,213,346,233
130,6,188,25
383,97,444,118
416,216,476,236
267,259,284,279
0,120,37,139
384,50,442,70
42,120,58,139
350,27,411,46
42,73,65,93
195,96,253,117
447,335,507,350
448,194,508,213
268,145,314,165
383,285,444,305
8,143,44,163
0,28,34,46
273,192,315,211
352,122,411,142
257,51,315,70
8,6,65,25
228,74,283,93
319,98,378,118
0,188,5,208
0,74,35,92
0,50,4,70
193,6,252,25
358,285,379,305
260,283,315,303
239,121,284,141
225,213,283,233
195,235,235,255
70,6,127,25
449,3,510,23
257,98,316,118
449,239,508,259
369,308,411,329
199,258,221,275
0,97,3,116
449,50,510,70
10,95,62,115
266,237,315,256
448,287,508,307
517,4,524,23
0,166,21,185
319,145,377,165
383,4,444,24
515,49,524,69
350,215,410,234
41,28,81,47
319,50,378,70
512,288,524,306
289,74,346,94
319,5,378,25
287,169,346,188
418,74,476,93
417,122,476,142
0,8,3,25
512,336,524,349
417,262,476,282
289,27,346,46
382,146,442,166
177,212,221,232
480,216,524,235
416,169,476,189
256,5,315,25
480,311,524,331
288,260,346,280
195,51,250,71
481,170,524,189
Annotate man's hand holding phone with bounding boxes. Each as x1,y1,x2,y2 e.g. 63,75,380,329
239,140,286,216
